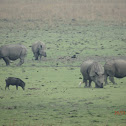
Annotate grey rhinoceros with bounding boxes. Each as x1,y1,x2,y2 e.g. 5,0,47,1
32,41,47,60
104,59,126,85
80,60,104,88
0,44,27,66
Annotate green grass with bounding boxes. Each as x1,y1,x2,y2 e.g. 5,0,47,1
0,20,126,67
0,67,126,126
0,12,126,126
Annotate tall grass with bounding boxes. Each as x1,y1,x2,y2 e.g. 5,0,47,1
0,0,126,23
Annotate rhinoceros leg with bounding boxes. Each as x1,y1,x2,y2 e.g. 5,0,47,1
109,76,116,84
84,79,89,88
89,80,92,88
17,57,24,66
20,59,24,66
104,74,108,85
34,53,39,60
3,57,10,66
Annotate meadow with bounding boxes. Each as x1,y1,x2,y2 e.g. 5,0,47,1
0,0,126,126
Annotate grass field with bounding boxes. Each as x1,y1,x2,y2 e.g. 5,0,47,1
0,0,126,126
1,67,126,126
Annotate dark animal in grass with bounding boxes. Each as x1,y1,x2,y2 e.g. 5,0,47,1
5,77,25,90
0,44,27,66
80,60,104,88
32,41,46,60
104,59,126,85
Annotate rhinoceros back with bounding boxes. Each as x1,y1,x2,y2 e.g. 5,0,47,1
114,60,126,78
1,44,27,60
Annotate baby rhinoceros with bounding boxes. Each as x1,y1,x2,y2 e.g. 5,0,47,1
32,41,46,60
5,77,25,90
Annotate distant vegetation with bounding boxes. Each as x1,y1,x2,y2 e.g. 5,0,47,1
0,0,126,28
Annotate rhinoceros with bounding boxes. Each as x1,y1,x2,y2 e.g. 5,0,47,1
104,59,126,85
80,60,104,88
5,77,25,90
0,44,27,66
32,41,46,60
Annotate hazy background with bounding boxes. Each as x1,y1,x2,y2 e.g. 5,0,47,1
0,0,126,28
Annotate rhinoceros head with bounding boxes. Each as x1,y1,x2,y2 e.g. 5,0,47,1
89,62,104,88
38,44,47,57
